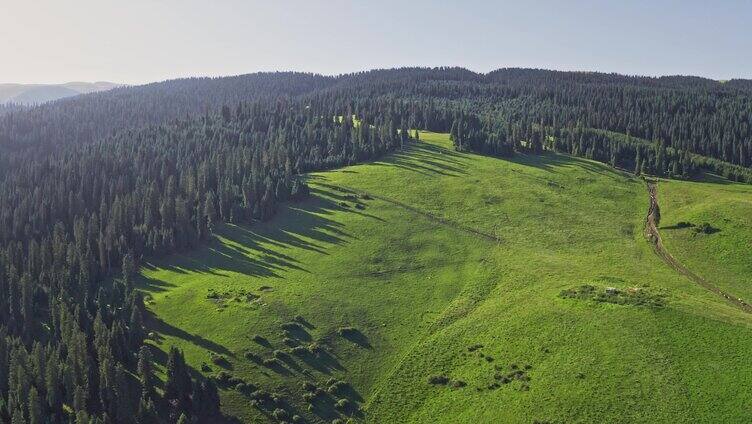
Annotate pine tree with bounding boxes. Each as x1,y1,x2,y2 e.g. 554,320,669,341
122,252,137,289
137,346,154,398
137,396,158,424
27,387,42,424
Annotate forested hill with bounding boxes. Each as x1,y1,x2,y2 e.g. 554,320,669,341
0,72,334,151
0,67,751,423
2,67,751,169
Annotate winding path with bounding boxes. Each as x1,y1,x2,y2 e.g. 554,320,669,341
645,181,752,313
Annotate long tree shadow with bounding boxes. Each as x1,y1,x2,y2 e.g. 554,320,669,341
340,140,471,177
145,311,234,356
308,187,386,222
339,328,372,349
136,274,176,293
510,151,638,183
140,191,357,285
291,347,346,375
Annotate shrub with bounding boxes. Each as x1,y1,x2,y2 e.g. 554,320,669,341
281,322,303,332
330,381,347,394
302,381,317,392
252,334,268,345
200,363,212,372
337,326,358,337
236,382,256,394
355,203,365,210
339,202,349,208
428,375,450,385
272,408,288,420
292,415,303,423
210,353,229,366
271,392,283,405
694,222,719,234
273,349,288,360
467,344,483,352
307,342,322,354
303,392,315,402
263,358,278,367
335,398,350,410
214,371,232,384
291,346,308,356
283,337,298,347
228,375,244,386
676,221,694,228
561,284,666,308
245,351,260,362
451,380,467,388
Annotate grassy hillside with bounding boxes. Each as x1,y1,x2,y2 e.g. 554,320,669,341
658,178,752,302
140,132,752,423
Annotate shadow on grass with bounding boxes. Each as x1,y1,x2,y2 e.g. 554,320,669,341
510,151,638,182
361,141,470,177
139,190,360,285
661,224,693,230
307,389,364,422
145,311,233,356
284,324,313,342
339,328,372,349
292,348,345,375
263,359,294,376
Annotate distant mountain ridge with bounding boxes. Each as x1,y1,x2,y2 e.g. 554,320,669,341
0,81,121,105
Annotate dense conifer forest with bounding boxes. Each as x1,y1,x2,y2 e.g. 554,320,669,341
0,67,751,423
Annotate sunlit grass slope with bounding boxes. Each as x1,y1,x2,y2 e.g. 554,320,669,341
658,178,752,302
141,132,752,423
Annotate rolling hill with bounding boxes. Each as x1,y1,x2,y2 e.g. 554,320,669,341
140,132,752,423
2,68,752,423
0,81,120,105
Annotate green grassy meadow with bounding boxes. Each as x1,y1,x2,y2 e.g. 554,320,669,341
140,132,752,423
658,178,752,302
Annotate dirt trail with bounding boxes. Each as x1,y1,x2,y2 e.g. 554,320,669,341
335,185,502,244
645,181,752,313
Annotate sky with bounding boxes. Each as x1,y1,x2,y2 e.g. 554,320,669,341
2,0,751,85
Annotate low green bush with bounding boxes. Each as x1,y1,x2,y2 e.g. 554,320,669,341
428,375,450,385
272,408,288,420
560,284,666,307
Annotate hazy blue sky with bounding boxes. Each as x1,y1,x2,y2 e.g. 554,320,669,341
2,0,751,84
